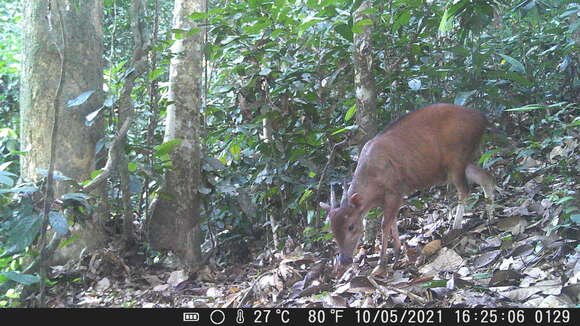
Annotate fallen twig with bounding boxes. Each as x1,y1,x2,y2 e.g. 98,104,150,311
368,275,428,304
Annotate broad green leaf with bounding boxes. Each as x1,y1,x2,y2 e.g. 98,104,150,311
85,107,104,126
148,67,165,81
299,189,313,206
0,128,17,138
244,19,271,34
172,28,201,40
0,272,40,285
299,16,323,33
0,161,14,171
61,192,90,202
36,169,72,181
439,7,453,32
48,211,69,236
155,139,183,157
344,104,357,122
198,186,211,195
499,54,525,73
67,90,96,107
334,23,353,42
352,18,373,34
188,12,208,21
6,214,42,254
0,186,39,195
0,171,15,187
128,162,137,172
229,142,241,159
408,79,421,91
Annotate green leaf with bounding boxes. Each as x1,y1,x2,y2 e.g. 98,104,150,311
172,28,201,39
244,19,271,34
331,125,357,135
128,162,137,172
148,67,165,81
0,171,15,187
299,189,313,206
352,18,373,34
48,211,69,236
439,7,453,32
571,214,580,224
0,186,39,195
0,161,14,171
85,107,104,126
505,104,545,112
6,214,42,254
421,280,448,288
229,142,241,159
499,54,525,73
344,104,357,122
188,12,208,21
408,79,421,91
36,169,72,181
67,90,96,107
0,272,40,285
155,139,183,157
334,23,353,42
61,192,91,211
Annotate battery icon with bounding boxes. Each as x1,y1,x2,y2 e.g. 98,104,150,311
183,312,200,322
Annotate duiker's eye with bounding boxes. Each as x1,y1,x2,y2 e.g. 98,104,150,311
348,224,355,232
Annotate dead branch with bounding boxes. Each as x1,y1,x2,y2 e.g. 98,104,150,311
314,139,348,228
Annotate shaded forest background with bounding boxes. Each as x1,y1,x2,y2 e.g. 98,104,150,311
0,0,578,308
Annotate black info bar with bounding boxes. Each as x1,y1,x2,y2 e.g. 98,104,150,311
1,307,575,325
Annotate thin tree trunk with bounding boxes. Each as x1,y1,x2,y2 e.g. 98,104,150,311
353,0,379,243
148,0,205,268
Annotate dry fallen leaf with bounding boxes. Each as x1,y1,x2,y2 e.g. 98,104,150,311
419,248,464,277
472,250,501,269
423,239,442,257
167,270,188,287
95,277,111,292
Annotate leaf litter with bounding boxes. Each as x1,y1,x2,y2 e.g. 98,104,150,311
40,159,578,308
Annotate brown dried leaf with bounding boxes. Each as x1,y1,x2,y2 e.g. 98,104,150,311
423,239,442,257
419,248,464,277
490,270,522,286
473,250,502,269
496,216,528,235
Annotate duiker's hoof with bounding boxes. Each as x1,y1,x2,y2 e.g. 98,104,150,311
371,264,389,277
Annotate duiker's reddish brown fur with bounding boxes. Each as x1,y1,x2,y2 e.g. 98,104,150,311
320,104,495,274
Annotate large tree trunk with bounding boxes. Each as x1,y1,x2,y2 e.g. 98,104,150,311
20,0,105,263
353,0,379,243
148,0,205,268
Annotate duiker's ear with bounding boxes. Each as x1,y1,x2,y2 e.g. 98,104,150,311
350,193,362,208
319,202,331,211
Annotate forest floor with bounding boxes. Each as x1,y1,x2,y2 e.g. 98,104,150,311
40,158,579,308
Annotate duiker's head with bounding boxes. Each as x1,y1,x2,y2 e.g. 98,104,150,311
320,184,364,266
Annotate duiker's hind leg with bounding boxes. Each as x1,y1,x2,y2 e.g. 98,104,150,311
465,163,495,222
450,168,470,229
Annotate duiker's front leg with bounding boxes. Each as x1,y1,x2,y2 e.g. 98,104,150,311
373,195,402,275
